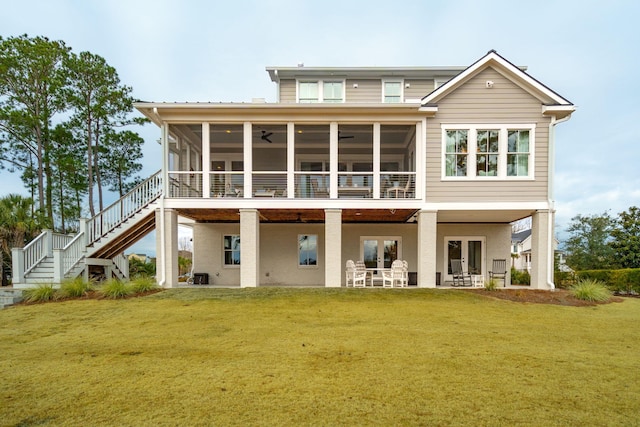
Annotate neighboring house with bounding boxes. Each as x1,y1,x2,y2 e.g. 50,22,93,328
12,50,574,289
511,228,570,273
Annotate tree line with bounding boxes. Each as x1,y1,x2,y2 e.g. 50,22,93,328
0,34,146,234
564,206,640,270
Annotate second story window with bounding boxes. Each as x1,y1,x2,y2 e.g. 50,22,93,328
476,130,499,176
383,81,403,103
298,80,344,103
442,125,534,179
299,82,319,103
445,130,468,177
323,81,343,103
507,130,530,177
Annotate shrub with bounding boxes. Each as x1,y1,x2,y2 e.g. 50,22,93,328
570,279,612,302
23,284,57,303
577,269,640,294
129,276,159,293
510,268,530,286
554,271,577,289
99,279,132,299
485,278,498,291
59,277,93,298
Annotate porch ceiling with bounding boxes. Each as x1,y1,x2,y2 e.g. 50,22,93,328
176,208,419,223
436,209,533,223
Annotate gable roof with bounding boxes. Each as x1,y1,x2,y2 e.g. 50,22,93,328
421,50,574,109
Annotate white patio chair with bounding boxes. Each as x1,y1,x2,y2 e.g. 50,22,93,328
382,260,406,288
346,260,366,287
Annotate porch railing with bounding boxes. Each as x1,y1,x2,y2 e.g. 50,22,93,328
165,170,417,199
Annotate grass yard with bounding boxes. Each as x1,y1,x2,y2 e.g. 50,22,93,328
1,288,639,426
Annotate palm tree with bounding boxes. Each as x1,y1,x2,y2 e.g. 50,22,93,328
0,194,45,285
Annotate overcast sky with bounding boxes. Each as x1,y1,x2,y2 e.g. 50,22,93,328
2,0,639,256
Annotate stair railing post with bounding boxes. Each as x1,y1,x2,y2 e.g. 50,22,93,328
79,218,88,246
53,248,63,284
43,229,53,257
11,247,24,285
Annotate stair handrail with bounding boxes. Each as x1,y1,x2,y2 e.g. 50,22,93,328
87,170,162,246
20,231,48,276
61,232,87,276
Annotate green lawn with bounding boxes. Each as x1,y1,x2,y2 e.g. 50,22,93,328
1,288,639,426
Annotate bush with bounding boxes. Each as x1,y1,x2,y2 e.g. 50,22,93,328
577,269,640,294
570,279,612,302
554,271,577,289
485,278,498,291
129,276,158,293
99,279,132,299
510,268,530,286
23,284,57,303
59,277,93,298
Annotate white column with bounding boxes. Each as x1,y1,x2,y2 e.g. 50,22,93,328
202,122,210,198
240,208,259,287
415,120,424,200
243,122,252,198
287,122,295,198
373,123,381,198
324,209,342,287
329,122,338,199
155,208,179,288
531,209,553,290
417,210,438,288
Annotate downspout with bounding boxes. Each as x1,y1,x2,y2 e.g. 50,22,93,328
158,113,168,288
547,114,571,290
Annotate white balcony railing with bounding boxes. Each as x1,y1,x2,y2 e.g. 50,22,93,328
167,170,417,199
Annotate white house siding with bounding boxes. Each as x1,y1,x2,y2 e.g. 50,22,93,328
425,67,552,203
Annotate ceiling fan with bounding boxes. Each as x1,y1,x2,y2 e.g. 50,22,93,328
261,130,273,143
338,131,354,140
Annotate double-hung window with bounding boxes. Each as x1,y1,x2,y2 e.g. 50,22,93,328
476,130,499,176
299,82,319,103
445,130,468,177
507,130,530,177
383,81,403,103
442,125,534,179
298,80,344,103
223,235,240,266
298,234,318,267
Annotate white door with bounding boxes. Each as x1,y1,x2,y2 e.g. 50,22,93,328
361,237,401,279
444,236,485,282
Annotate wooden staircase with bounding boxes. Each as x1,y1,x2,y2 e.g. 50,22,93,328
12,171,162,288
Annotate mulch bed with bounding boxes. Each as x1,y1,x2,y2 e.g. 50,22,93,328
464,288,625,306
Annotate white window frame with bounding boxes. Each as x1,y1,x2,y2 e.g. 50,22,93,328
382,79,404,103
223,234,241,267
441,124,535,180
298,234,319,268
296,79,345,103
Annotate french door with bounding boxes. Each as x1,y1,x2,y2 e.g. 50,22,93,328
444,236,485,281
360,236,402,271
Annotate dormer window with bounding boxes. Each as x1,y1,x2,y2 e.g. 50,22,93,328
297,80,344,103
383,80,403,103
